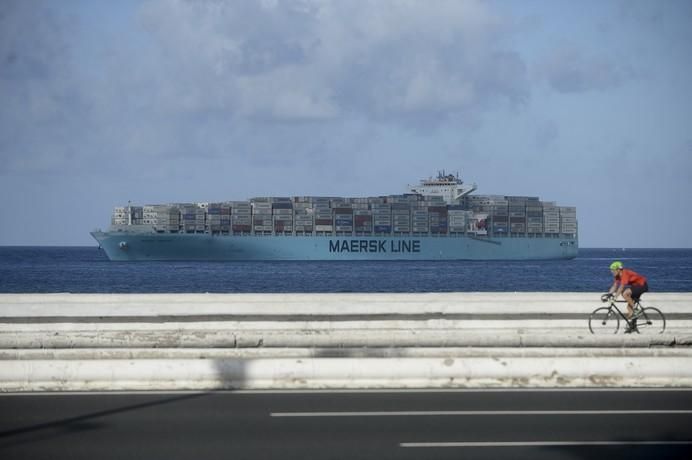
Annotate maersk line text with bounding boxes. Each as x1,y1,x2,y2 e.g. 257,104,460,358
328,239,421,253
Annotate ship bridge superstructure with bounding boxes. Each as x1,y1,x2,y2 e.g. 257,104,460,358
408,170,477,205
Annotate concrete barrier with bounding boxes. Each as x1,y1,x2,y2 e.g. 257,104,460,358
2,292,691,317
3,355,692,392
1,293,692,391
1,329,689,349
2,292,691,349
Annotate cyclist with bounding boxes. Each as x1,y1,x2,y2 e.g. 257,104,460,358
604,261,649,322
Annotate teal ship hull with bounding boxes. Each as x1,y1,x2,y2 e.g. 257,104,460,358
91,231,578,261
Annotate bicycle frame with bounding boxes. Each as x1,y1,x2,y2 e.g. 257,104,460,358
603,299,641,327
610,299,644,325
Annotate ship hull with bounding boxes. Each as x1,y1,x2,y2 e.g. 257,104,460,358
91,231,578,261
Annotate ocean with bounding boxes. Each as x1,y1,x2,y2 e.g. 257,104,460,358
0,247,690,293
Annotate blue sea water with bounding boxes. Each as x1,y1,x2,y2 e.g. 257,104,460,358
0,247,690,293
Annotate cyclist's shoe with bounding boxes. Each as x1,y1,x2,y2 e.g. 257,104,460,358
624,320,639,334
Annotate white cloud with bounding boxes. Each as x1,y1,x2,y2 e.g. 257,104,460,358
135,0,527,121
0,0,533,177
538,45,634,93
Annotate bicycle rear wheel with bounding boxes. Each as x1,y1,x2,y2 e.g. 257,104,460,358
589,307,620,334
634,307,666,334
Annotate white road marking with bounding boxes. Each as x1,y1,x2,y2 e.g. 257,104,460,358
233,387,692,394
401,440,692,448
271,409,692,417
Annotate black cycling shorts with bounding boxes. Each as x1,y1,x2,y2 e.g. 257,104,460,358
627,283,649,300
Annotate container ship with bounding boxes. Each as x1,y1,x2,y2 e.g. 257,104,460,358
91,171,578,261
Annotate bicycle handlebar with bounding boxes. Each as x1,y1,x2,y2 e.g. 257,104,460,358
600,295,641,306
600,293,613,302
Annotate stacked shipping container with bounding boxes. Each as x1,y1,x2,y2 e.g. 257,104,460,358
180,204,206,233
294,198,314,234
207,203,231,233
110,193,577,238
111,207,129,226
252,200,272,233
231,201,252,233
272,199,293,234
372,203,391,234
560,206,577,234
314,198,332,233
144,205,180,233
543,204,560,234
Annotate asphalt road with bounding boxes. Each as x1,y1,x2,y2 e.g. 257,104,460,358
1,389,692,459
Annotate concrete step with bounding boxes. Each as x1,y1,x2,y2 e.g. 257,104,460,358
2,293,691,318
3,354,692,392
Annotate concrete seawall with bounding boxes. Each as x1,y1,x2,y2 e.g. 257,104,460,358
1,293,692,391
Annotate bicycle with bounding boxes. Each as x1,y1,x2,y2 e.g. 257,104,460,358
588,294,666,335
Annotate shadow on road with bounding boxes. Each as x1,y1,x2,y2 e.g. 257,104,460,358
0,392,209,449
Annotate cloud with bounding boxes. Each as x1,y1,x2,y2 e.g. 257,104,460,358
0,1,80,173
0,1,70,81
137,0,529,121
538,45,634,94
1,0,532,177
534,120,559,151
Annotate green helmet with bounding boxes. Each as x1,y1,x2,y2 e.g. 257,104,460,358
609,261,623,271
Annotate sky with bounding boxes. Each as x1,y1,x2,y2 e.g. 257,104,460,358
1,0,691,248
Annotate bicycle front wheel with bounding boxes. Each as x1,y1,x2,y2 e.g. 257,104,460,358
635,307,666,334
589,307,620,334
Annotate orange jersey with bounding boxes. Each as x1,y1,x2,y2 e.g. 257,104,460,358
615,268,647,286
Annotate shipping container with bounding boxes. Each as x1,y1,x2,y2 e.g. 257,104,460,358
510,223,526,232
527,217,543,224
